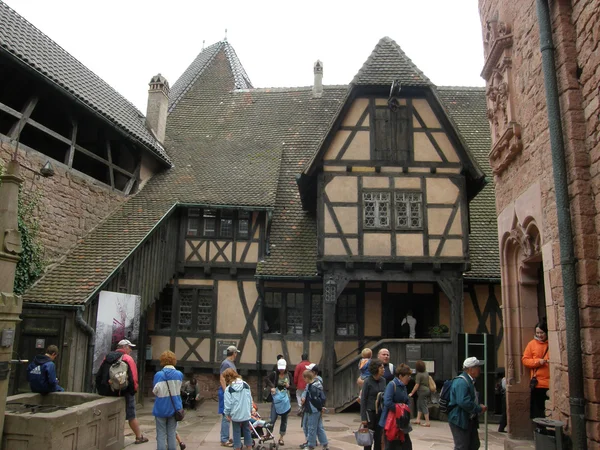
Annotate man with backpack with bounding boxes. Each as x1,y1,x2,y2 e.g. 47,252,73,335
447,357,487,450
95,339,148,445
26,345,64,394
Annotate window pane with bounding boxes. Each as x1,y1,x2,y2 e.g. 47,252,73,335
187,208,200,235
287,293,304,335
336,294,358,336
220,218,233,238
178,290,194,331
264,292,281,333
197,291,212,331
363,192,390,229
203,209,216,237
238,212,250,239
395,192,422,229
310,294,322,333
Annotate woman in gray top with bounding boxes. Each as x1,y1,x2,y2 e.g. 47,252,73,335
359,359,387,450
408,360,430,427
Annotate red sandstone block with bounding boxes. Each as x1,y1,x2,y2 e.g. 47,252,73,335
585,417,600,442
580,328,600,354
585,377,600,403
583,353,600,379
578,285,600,308
576,259,599,285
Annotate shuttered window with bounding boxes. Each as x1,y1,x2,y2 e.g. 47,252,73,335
372,106,409,162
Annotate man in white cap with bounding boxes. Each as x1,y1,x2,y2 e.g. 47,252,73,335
219,345,239,447
448,356,487,450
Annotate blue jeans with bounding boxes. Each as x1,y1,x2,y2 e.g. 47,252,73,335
155,416,177,450
232,420,252,449
305,411,328,448
221,414,231,443
270,403,289,435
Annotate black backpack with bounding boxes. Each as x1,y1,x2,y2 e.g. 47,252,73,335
307,383,326,411
439,375,468,414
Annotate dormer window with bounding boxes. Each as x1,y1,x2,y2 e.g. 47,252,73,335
186,208,252,240
372,105,409,162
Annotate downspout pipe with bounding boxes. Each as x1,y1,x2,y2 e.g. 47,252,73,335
75,307,95,393
536,1,587,448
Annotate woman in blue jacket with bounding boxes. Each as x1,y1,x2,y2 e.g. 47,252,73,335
378,364,413,450
223,368,254,450
153,351,184,450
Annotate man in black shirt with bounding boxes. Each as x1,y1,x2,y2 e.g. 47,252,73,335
377,348,394,383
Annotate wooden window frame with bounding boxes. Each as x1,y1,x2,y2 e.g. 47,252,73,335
394,191,423,231
336,293,359,337
363,191,391,230
185,208,252,240
156,286,213,335
362,189,423,233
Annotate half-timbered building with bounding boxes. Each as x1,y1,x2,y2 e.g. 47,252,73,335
4,1,502,410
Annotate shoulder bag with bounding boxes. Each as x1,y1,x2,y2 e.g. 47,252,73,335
530,347,549,390
163,371,185,421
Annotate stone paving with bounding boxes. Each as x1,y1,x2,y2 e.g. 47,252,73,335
124,399,514,450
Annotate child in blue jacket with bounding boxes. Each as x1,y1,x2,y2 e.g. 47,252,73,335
26,345,64,393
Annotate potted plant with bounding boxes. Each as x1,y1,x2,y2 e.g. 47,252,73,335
428,324,450,338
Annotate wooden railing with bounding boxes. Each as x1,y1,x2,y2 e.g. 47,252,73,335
332,338,453,412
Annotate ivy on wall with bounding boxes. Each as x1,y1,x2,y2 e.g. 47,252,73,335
0,162,46,295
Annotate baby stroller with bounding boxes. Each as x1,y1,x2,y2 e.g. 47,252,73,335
249,420,278,450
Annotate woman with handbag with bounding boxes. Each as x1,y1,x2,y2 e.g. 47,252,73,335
153,351,184,450
379,364,413,450
407,360,430,427
522,319,550,419
266,359,294,446
359,359,386,450
223,369,254,450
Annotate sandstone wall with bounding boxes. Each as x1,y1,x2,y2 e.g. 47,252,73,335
0,140,126,268
478,0,599,446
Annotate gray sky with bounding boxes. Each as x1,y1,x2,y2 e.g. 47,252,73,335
5,0,486,113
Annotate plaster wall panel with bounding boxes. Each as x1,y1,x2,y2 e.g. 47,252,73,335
342,131,370,160
381,167,403,173
198,338,211,361
342,98,369,126
286,341,304,365
396,233,424,256
362,176,390,189
414,133,443,162
336,341,359,364
440,239,463,257
408,167,430,173
324,130,351,160
363,233,392,256
217,280,245,333
150,335,171,359
437,167,461,174
178,279,214,286
426,178,459,204
262,339,283,362
394,177,421,189
324,237,348,256
413,99,441,128
388,283,408,293
252,215,260,239
325,176,358,203
449,210,463,235
240,337,258,364
324,207,336,233
212,241,232,263
428,208,453,235
333,206,358,234
309,342,323,363
185,240,205,261
323,166,346,172
364,291,382,336
236,242,258,263
346,238,359,256
433,132,460,162
174,337,190,360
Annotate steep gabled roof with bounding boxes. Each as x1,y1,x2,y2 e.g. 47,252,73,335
437,86,499,279
352,36,431,87
0,1,171,166
169,40,252,113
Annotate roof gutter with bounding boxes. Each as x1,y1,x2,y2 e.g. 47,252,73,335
177,203,274,211
22,302,79,310
0,49,171,168
82,202,179,306
536,1,586,447
254,274,322,282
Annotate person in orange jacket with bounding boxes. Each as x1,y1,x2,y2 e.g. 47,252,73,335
522,319,550,419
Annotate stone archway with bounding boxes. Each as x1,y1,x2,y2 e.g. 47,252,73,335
501,218,543,439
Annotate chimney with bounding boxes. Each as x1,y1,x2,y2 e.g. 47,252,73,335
146,74,169,143
313,60,323,98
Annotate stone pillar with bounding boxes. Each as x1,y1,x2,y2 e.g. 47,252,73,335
146,74,170,143
313,60,323,98
0,157,24,444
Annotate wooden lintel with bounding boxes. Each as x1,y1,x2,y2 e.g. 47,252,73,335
66,119,77,167
123,162,141,195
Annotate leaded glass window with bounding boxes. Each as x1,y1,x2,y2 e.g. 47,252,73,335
196,291,212,331
187,208,200,236
363,192,390,229
336,294,358,336
238,211,250,239
220,210,233,238
395,192,423,229
203,209,216,237
286,293,304,335
178,290,194,331
158,296,172,331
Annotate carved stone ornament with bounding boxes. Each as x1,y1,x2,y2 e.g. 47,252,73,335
481,20,513,80
489,123,523,175
3,229,22,255
507,223,540,259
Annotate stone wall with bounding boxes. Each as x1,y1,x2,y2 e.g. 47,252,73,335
0,139,126,268
478,0,599,446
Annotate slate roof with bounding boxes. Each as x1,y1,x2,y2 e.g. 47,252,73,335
352,36,431,87
0,1,171,166
436,87,500,279
169,41,252,113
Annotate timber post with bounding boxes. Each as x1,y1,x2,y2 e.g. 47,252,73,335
322,277,338,397
0,156,24,446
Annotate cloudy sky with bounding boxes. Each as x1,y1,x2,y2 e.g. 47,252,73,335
5,0,486,113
